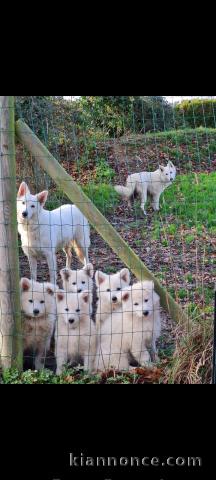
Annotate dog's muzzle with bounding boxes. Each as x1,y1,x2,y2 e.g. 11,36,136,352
143,310,149,317
112,296,118,303
33,309,40,316
22,211,28,218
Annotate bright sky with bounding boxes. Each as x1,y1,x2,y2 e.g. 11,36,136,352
64,96,216,104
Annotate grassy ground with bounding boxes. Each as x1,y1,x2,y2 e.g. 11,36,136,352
14,127,216,384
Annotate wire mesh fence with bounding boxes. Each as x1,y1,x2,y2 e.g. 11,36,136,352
0,96,215,383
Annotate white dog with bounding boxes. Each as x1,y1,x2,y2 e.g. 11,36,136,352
20,278,57,370
94,280,161,372
60,263,94,294
115,161,176,215
17,182,90,284
60,263,94,315
95,268,130,328
55,290,97,375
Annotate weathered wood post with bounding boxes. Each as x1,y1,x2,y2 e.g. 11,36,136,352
0,97,22,370
16,119,188,325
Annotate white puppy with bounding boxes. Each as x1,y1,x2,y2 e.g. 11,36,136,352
95,268,130,328
60,263,94,294
94,280,161,372
17,182,90,284
60,264,94,316
115,161,176,215
20,278,57,370
55,290,97,375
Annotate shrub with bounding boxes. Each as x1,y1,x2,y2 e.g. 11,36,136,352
175,99,216,129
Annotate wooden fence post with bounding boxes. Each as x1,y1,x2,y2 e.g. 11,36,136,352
0,97,22,370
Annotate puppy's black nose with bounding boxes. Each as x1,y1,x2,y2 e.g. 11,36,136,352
112,296,117,303
22,211,28,218
143,311,149,316
69,318,75,324
77,289,82,293
33,309,39,316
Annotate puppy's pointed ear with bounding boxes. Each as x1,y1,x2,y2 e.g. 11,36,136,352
37,190,48,206
56,292,65,302
80,291,91,304
95,271,107,286
122,290,130,302
120,268,130,284
83,263,94,278
46,284,55,296
168,160,175,168
17,182,30,198
60,268,71,281
20,277,31,291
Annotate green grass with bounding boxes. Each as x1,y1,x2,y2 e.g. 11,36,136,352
160,172,216,230
82,183,119,215
122,126,216,144
45,182,119,216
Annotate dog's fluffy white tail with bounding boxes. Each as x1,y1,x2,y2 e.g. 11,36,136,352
114,181,136,199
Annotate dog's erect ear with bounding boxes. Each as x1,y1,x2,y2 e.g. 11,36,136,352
20,277,31,292
159,165,165,172
80,291,91,304
56,292,65,302
60,268,71,281
37,190,48,206
95,271,107,286
46,284,55,296
120,268,130,285
17,182,30,198
168,161,175,168
122,291,130,302
83,263,94,278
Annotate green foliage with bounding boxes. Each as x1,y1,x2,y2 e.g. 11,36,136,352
82,183,119,215
94,158,115,183
81,96,174,136
175,99,216,129
15,96,83,154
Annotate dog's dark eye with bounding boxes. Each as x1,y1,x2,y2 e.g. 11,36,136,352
72,282,76,285
134,303,139,306
40,300,45,304
166,173,168,175
117,287,121,291
65,308,69,312
76,309,80,313
81,281,85,284
31,205,35,208
107,289,111,292
22,201,25,205
29,299,33,303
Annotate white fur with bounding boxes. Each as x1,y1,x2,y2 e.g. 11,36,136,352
115,161,176,215
55,290,97,375
17,182,90,284
20,278,57,370
95,268,130,328
94,280,161,372
60,264,94,315
60,263,94,293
